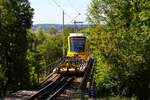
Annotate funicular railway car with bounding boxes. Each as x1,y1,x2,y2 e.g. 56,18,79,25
67,33,89,60
55,33,89,75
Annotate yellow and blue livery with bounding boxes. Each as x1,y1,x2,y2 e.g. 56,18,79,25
67,33,89,60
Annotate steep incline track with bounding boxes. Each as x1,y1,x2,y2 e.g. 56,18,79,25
55,57,95,100
28,74,61,100
39,73,60,89
4,57,95,100
28,75,74,100
46,77,74,100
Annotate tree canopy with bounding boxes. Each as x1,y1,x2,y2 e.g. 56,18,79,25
0,0,33,95
48,26,57,34
88,0,150,99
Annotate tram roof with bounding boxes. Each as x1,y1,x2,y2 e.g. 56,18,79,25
69,33,87,37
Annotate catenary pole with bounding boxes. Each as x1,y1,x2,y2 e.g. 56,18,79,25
62,10,65,56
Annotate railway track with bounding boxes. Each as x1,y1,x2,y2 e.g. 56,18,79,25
28,75,74,100
39,73,60,89
55,57,95,100
4,57,95,100
46,77,74,100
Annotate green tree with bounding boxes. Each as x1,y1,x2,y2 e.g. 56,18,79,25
0,0,33,95
48,26,57,34
26,28,63,85
26,28,46,84
88,0,150,99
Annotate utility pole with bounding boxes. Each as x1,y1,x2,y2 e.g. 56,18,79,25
62,10,65,56
74,21,83,32
74,20,76,32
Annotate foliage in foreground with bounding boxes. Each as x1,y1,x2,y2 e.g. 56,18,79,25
0,0,64,95
88,0,150,99
96,97,136,100
0,0,33,95
26,28,63,85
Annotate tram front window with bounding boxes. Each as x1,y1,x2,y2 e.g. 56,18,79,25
70,37,85,52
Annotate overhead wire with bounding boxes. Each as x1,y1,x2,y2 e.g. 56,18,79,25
51,0,90,24
51,0,72,19
67,0,82,24
68,0,92,24
68,0,81,15
51,0,63,11
69,13,81,23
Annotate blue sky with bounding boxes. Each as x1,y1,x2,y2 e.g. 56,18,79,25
29,0,91,24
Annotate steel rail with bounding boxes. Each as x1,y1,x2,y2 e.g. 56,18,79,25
27,74,61,100
39,72,56,86
39,73,59,89
46,77,74,100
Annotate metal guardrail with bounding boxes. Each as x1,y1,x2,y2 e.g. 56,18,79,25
79,57,95,100
45,57,65,76
36,57,66,83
